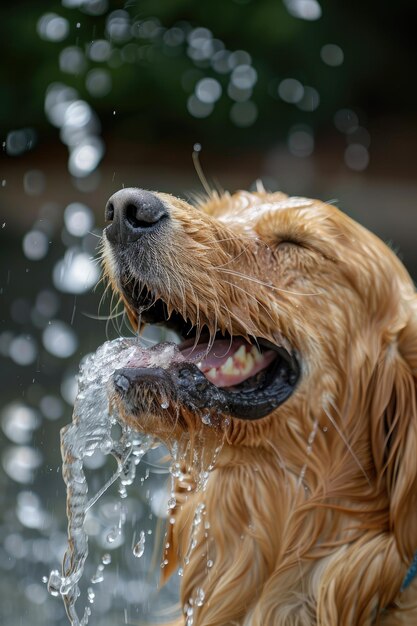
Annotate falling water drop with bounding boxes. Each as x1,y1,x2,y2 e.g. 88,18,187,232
167,496,176,509
91,564,104,584
195,587,205,607
47,570,62,597
133,531,146,558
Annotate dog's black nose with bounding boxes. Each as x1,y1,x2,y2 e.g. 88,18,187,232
105,188,169,243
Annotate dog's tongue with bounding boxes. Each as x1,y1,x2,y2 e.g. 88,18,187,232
180,338,276,387
180,339,245,368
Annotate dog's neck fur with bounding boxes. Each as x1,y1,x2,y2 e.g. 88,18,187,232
162,440,417,626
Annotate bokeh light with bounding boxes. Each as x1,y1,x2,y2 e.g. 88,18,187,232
85,69,112,97
23,170,46,196
334,108,359,134
8,335,38,366
6,129,37,156
284,0,322,21
64,202,94,237
2,403,41,445
187,95,214,118
59,46,86,74
2,445,43,484
296,86,320,111
195,78,222,104
22,230,49,261
105,10,131,43
278,78,304,104
37,13,69,42
53,248,100,294
320,43,344,66
88,39,112,62
288,125,315,157
344,144,370,171
42,321,78,358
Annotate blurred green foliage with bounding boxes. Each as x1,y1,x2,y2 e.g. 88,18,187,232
0,0,415,148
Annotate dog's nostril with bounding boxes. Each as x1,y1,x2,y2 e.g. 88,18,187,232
105,202,114,222
125,203,160,230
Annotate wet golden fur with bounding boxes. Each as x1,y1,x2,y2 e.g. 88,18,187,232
103,190,417,625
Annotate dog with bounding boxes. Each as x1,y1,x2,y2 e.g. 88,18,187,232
101,187,417,625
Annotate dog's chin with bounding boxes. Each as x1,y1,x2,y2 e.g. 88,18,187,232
109,283,301,436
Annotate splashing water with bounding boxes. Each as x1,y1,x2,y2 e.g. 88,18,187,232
47,338,156,626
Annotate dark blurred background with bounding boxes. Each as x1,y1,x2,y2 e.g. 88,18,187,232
0,1,416,624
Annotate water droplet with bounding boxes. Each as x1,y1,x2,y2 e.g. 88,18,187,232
87,587,95,603
118,484,127,498
91,564,104,584
201,412,211,425
207,559,213,568
167,496,176,509
195,587,205,607
170,461,183,479
133,531,145,558
47,570,62,597
101,553,111,565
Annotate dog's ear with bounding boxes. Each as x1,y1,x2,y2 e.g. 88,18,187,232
370,302,417,561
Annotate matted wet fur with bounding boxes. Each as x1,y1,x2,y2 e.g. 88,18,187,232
102,189,417,625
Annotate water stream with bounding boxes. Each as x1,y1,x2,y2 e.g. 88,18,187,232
47,338,156,626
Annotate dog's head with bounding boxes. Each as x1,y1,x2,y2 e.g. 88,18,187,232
102,188,417,561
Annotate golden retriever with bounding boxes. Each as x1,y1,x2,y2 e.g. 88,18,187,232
102,187,417,625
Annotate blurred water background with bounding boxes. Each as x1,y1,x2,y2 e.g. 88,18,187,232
0,1,416,624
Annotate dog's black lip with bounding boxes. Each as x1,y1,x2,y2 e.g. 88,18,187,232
114,359,299,421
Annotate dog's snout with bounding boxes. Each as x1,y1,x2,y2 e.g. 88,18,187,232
105,188,169,243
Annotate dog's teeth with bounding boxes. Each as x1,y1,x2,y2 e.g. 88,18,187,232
221,356,235,375
234,345,247,365
251,346,263,363
199,343,268,385
241,352,255,376
207,367,217,379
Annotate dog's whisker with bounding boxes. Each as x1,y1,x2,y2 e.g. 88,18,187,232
212,244,252,269
219,278,278,330
218,268,322,297
192,144,213,198
83,310,125,321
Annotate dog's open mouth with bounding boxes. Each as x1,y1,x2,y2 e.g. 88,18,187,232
114,286,300,421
